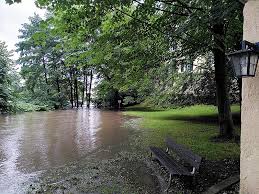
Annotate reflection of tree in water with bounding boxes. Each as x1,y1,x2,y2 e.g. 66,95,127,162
75,108,100,155
15,111,81,172
95,111,129,147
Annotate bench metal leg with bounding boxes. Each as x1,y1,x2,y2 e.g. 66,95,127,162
165,173,172,192
150,152,156,161
191,176,196,187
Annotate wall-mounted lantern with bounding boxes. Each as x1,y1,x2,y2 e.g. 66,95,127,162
227,41,259,78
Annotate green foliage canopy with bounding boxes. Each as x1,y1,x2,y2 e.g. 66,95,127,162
0,41,14,112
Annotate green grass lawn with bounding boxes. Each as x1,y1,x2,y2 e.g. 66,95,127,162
124,104,240,160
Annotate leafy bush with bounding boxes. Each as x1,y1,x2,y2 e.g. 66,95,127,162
122,96,136,106
141,57,239,108
12,101,49,112
93,82,121,108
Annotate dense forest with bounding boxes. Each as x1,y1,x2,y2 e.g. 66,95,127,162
1,0,243,138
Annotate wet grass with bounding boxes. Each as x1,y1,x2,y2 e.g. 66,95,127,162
124,104,241,160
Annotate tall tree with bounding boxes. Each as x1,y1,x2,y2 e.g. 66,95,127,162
0,41,13,112
16,14,71,108
35,0,242,137
211,0,235,137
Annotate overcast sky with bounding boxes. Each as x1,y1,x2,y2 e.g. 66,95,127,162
0,0,46,59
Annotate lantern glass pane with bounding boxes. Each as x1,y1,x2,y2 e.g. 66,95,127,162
228,49,259,77
231,55,242,77
240,53,249,76
249,52,259,76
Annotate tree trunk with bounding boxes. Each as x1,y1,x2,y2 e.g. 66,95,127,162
87,70,93,108
43,57,48,85
212,22,235,138
56,75,61,108
81,72,86,107
56,77,60,93
54,65,60,93
42,57,50,95
74,71,79,108
69,69,74,108
85,71,88,108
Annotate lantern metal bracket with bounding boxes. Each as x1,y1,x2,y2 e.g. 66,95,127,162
242,41,259,51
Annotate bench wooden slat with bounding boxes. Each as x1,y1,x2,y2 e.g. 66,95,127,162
201,174,240,194
165,137,202,170
150,146,192,176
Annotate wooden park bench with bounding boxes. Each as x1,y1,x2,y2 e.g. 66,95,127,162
150,137,202,191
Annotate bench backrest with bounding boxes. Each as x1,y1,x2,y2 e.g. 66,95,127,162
165,137,202,171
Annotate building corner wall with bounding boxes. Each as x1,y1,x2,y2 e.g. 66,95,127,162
241,0,259,193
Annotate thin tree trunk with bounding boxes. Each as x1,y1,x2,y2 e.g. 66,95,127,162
73,69,77,107
54,64,60,93
212,22,235,138
42,57,49,95
53,58,60,94
56,77,60,93
74,71,79,108
69,69,74,108
42,57,50,95
56,75,61,108
81,72,86,107
43,57,48,85
88,70,93,108
85,71,88,108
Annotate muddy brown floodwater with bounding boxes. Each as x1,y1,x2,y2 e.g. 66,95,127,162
0,108,135,193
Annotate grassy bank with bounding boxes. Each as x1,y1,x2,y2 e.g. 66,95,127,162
124,104,240,160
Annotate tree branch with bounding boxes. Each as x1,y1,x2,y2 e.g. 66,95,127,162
112,6,203,49
156,0,204,13
133,0,189,16
237,0,246,5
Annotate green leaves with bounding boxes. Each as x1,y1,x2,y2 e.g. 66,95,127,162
31,32,47,46
4,0,21,4
12,0,242,109
0,41,14,112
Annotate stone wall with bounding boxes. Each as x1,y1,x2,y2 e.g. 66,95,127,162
241,0,259,193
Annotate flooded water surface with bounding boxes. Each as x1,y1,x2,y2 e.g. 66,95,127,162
0,109,130,193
